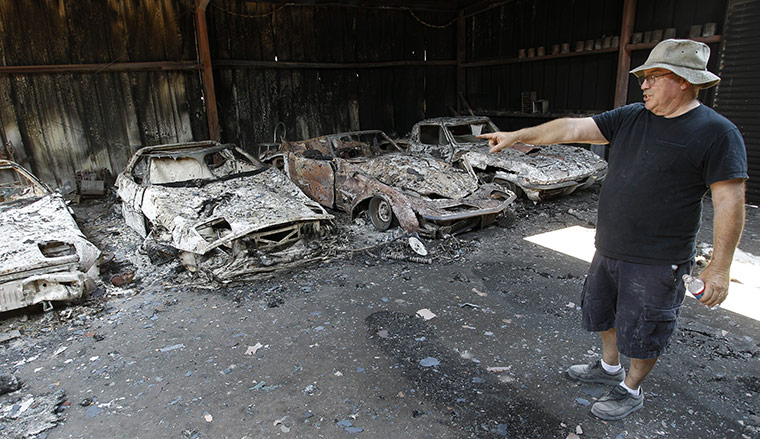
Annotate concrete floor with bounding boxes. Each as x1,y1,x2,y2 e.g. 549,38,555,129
2,185,759,439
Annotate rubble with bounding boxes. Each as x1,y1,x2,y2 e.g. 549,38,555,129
0,389,66,438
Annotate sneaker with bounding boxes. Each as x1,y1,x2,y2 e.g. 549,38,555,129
591,384,644,420
566,359,625,386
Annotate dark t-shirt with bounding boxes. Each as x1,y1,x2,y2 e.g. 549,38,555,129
592,103,748,265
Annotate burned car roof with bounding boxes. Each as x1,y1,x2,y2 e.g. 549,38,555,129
407,116,608,201
115,141,333,281
262,130,515,238
1,160,100,313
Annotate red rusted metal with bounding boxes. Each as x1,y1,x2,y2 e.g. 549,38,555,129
288,153,335,208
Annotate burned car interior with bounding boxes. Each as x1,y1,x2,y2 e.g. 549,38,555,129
0,161,49,203
130,144,265,187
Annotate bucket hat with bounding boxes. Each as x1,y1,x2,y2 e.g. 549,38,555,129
630,39,720,89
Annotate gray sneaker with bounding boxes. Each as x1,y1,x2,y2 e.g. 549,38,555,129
566,359,625,386
591,384,644,420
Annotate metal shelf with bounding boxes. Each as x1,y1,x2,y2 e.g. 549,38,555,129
462,47,619,68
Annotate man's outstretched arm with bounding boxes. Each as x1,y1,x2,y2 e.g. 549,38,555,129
699,178,746,308
477,117,608,153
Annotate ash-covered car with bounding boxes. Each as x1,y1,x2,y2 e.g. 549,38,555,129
405,116,607,201
261,130,516,238
1,160,100,313
115,141,333,281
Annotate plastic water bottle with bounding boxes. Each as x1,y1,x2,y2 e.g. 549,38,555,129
683,274,705,300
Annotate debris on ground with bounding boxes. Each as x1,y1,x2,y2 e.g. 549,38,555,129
0,389,66,438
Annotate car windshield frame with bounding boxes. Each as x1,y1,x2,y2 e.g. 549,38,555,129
443,119,499,145
128,143,268,188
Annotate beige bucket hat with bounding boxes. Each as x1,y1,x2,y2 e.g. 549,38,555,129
630,39,720,89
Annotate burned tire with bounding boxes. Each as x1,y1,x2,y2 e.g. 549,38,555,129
495,179,524,199
368,196,394,231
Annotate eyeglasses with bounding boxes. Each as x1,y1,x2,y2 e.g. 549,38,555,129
637,72,673,87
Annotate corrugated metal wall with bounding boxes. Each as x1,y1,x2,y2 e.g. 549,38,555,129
0,0,207,191
207,2,458,154
714,0,760,204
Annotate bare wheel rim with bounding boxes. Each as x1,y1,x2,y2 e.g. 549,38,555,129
369,196,393,231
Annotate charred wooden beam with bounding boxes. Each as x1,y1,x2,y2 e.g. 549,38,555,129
613,0,636,108
213,60,457,69
195,0,220,141
0,61,200,74
456,11,466,112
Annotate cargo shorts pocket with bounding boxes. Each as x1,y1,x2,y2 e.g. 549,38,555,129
640,306,681,353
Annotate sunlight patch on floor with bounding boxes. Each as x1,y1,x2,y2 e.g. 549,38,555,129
524,226,760,322
523,225,596,263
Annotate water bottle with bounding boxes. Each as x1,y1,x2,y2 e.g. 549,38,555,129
683,274,705,300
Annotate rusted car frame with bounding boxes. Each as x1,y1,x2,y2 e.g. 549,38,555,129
406,116,608,202
262,131,515,238
1,160,100,312
115,141,333,281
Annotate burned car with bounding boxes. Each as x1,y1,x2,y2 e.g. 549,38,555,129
115,141,333,281
1,160,100,312
405,116,607,201
261,130,515,238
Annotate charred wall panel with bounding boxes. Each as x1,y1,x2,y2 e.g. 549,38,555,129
465,0,623,113
0,0,205,189
626,0,726,106
207,2,458,152
715,0,760,203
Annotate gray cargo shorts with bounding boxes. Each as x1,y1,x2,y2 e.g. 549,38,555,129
581,253,692,359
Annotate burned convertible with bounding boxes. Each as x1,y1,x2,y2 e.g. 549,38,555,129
116,141,333,281
1,160,100,313
261,130,515,238
405,116,607,201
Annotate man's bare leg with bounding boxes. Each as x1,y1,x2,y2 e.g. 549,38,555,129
626,357,657,389
600,328,620,366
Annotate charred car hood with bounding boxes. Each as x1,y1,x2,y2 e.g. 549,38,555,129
457,143,607,186
0,194,100,279
139,168,332,254
350,153,480,199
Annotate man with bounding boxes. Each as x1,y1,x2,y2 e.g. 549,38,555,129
478,39,747,420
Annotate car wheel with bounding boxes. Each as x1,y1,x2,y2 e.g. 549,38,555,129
368,196,394,231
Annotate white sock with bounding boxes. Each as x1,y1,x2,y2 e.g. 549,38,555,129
620,381,641,396
601,359,622,374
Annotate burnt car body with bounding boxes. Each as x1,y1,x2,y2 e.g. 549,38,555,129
115,141,333,281
261,130,515,238
1,160,100,312
406,116,608,201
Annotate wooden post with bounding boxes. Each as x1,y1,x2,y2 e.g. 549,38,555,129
195,0,220,141
456,11,466,112
613,0,636,108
